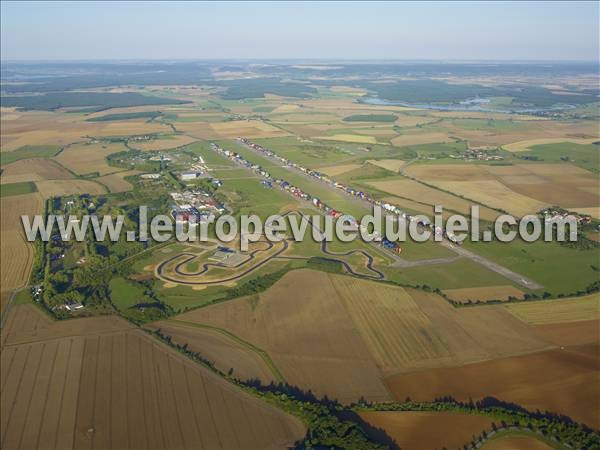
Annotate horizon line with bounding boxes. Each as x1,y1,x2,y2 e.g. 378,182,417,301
2,58,599,64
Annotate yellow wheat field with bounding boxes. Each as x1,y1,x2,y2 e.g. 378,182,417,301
391,132,454,147
35,179,107,198
367,159,407,172
317,163,363,176
503,137,600,152
55,142,127,175
1,193,43,292
504,294,600,325
318,134,377,144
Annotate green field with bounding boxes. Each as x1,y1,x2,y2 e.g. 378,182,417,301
464,238,599,295
450,118,528,132
109,277,145,310
217,140,372,219
389,258,526,291
0,145,62,165
343,114,398,122
86,111,162,122
1,181,38,197
518,142,600,172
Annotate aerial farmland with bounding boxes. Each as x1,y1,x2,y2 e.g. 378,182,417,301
1,2,599,449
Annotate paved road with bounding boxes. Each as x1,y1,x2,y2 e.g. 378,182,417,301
236,140,544,290
156,211,386,285
439,240,544,290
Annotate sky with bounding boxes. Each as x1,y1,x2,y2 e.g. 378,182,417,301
1,1,598,61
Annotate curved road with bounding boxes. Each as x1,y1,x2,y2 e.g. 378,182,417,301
156,212,385,285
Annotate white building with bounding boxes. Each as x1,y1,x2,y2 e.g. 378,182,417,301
180,171,199,181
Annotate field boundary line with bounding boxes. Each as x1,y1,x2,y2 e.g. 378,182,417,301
165,319,286,383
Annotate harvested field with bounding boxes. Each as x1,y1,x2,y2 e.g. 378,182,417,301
1,305,132,347
391,132,454,147
413,291,552,362
368,178,501,221
271,104,301,113
385,344,600,428
176,271,552,396
0,308,306,450
504,294,600,325
35,179,107,198
483,435,554,450
95,170,139,193
367,159,407,173
532,319,599,347
0,110,170,151
55,142,127,175
329,277,453,372
443,285,525,303
0,158,72,184
269,112,338,124
504,137,600,152
405,162,599,213
145,320,278,385
318,134,377,144
1,193,43,292
128,134,198,151
567,206,600,219
434,180,547,217
382,196,457,220
406,164,490,181
176,270,392,403
174,121,222,139
210,120,290,139
89,121,171,138
359,411,493,450
317,163,362,176
0,304,53,346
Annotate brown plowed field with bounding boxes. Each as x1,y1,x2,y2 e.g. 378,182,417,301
174,270,553,400
0,158,73,184
385,344,600,428
145,320,279,384
532,319,600,347
359,411,494,450
177,270,393,403
1,306,306,450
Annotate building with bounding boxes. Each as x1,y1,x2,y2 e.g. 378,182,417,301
140,173,161,179
180,171,200,181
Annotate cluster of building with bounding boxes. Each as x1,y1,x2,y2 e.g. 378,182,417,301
540,207,592,225
170,189,226,223
237,138,406,214
239,139,421,218
239,139,470,247
211,139,468,251
449,148,504,161
179,156,213,181
211,142,404,250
